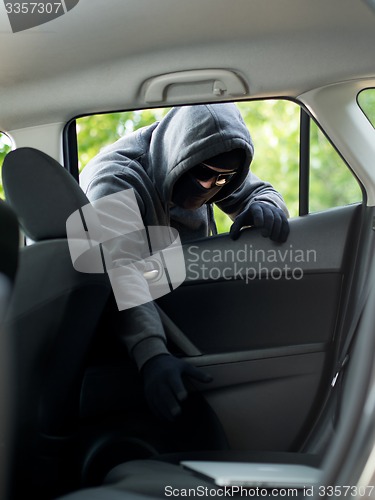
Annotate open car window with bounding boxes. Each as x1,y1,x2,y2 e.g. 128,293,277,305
358,88,375,128
76,101,362,235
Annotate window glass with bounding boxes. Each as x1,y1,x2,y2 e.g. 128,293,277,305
358,88,375,128
77,102,300,234
309,121,362,213
0,133,13,199
77,109,169,172
215,100,300,232
77,100,362,234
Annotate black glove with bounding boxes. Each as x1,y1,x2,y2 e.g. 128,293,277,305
230,202,289,242
142,354,212,421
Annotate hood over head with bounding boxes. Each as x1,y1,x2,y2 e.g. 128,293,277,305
147,103,254,208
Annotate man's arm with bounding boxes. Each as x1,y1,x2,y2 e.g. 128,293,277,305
82,169,212,419
216,171,290,242
216,170,289,219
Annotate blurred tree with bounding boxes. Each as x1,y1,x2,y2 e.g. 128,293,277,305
0,134,12,199
309,121,362,213
77,109,169,172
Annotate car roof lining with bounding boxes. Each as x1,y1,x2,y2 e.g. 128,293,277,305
0,0,375,130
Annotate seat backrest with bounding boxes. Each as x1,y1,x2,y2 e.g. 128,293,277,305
0,200,19,500
2,148,111,499
0,199,19,285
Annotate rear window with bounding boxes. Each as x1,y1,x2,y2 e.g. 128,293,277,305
0,133,13,199
358,88,375,128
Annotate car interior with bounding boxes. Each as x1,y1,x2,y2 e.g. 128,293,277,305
0,0,375,499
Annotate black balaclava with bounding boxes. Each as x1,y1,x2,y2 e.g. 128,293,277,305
172,149,245,210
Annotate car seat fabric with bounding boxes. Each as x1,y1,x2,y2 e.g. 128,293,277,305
0,200,19,500
2,148,112,498
99,451,320,498
0,199,19,283
55,455,310,500
60,460,220,499
2,147,88,241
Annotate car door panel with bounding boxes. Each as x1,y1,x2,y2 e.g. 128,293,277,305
158,275,341,352
154,203,362,450
191,351,326,450
79,203,362,460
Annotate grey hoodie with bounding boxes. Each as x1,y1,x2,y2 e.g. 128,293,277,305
80,103,288,368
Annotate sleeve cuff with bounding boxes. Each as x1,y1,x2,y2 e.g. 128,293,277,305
131,337,169,371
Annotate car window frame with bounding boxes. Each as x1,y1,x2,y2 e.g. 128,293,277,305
64,98,365,222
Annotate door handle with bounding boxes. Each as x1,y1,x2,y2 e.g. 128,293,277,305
143,268,160,281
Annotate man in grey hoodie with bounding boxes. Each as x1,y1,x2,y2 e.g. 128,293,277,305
80,103,289,421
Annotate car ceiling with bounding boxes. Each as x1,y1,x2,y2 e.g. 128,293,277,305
0,0,374,130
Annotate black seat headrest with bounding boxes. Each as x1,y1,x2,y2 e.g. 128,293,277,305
2,147,89,241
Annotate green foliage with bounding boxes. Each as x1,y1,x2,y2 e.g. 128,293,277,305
213,100,300,233
309,122,362,212
236,100,300,218
77,108,169,172
0,134,12,199
358,88,375,128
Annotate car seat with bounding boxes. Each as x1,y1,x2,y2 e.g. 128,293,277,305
2,148,112,499
0,199,19,500
56,247,375,500
0,199,19,285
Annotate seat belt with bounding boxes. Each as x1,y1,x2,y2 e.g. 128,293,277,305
301,273,372,452
331,279,371,391
155,303,202,357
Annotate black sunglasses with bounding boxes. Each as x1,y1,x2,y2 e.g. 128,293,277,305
191,162,237,187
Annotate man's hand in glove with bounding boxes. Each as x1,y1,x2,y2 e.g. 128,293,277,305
230,202,289,242
141,354,212,421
